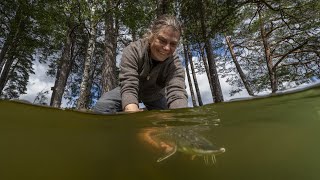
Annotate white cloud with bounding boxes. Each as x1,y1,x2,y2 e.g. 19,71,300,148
21,59,248,107
20,62,54,104
21,59,319,108
185,71,251,107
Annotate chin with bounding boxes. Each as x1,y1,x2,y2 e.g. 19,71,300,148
159,55,170,61
158,58,167,62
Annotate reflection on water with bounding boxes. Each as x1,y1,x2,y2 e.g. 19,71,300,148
138,118,225,164
144,106,221,126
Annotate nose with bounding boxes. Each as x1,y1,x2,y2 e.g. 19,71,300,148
163,43,171,51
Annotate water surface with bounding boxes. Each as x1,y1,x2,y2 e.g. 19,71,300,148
1,85,320,180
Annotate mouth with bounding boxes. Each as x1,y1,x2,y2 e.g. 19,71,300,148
193,147,226,155
158,50,169,55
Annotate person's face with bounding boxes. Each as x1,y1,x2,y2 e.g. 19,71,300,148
150,26,180,62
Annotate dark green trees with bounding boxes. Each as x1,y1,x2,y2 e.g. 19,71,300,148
1,0,318,109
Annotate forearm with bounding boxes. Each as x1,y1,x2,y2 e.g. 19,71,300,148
119,44,140,110
166,58,188,109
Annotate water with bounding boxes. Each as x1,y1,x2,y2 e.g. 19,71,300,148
1,84,320,180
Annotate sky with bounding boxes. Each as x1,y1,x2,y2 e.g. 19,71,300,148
20,62,55,104
19,58,251,108
20,57,319,108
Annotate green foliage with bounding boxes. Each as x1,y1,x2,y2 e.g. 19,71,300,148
220,0,320,95
180,0,239,44
1,0,319,104
119,0,156,39
33,89,49,105
0,0,38,98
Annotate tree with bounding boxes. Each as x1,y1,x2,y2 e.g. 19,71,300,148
180,0,238,102
183,44,197,107
100,0,120,95
2,0,318,109
77,1,99,109
33,89,49,105
156,0,170,17
0,0,43,98
225,35,254,96
49,1,81,107
197,42,215,99
187,44,203,106
257,0,320,92
222,0,320,94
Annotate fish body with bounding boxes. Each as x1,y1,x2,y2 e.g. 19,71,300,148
145,126,225,163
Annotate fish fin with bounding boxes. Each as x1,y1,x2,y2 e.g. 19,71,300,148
211,155,216,164
157,145,177,162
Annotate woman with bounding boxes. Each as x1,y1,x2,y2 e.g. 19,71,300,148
93,15,188,113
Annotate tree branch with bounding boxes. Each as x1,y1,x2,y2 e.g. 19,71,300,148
273,40,309,70
280,59,315,67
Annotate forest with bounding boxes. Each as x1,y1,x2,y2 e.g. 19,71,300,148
0,0,319,110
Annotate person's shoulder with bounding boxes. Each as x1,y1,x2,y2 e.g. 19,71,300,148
172,52,180,60
165,53,183,70
167,52,181,64
122,38,149,60
126,38,149,50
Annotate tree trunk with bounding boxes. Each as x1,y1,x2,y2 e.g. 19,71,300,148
0,60,5,75
131,29,137,42
258,4,278,93
0,58,15,94
50,23,75,108
204,40,224,102
101,0,118,94
225,36,254,96
156,0,169,17
199,1,224,102
0,5,25,94
77,5,97,110
187,44,203,106
198,43,215,100
0,5,23,70
85,63,98,107
183,44,197,107
0,37,15,73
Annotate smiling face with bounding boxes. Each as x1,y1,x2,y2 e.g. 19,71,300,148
149,26,180,62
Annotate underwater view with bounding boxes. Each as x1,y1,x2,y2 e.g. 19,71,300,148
1,84,320,180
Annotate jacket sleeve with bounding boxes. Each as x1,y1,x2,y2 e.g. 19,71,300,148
119,43,140,110
165,54,188,109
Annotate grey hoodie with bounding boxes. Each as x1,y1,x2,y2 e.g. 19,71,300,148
119,38,188,109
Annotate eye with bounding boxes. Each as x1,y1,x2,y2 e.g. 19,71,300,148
158,37,167,45
170,42,178,48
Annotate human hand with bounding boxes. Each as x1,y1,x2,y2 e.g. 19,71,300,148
124,104,142,112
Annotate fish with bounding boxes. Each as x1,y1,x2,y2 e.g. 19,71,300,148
139,126,225,164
